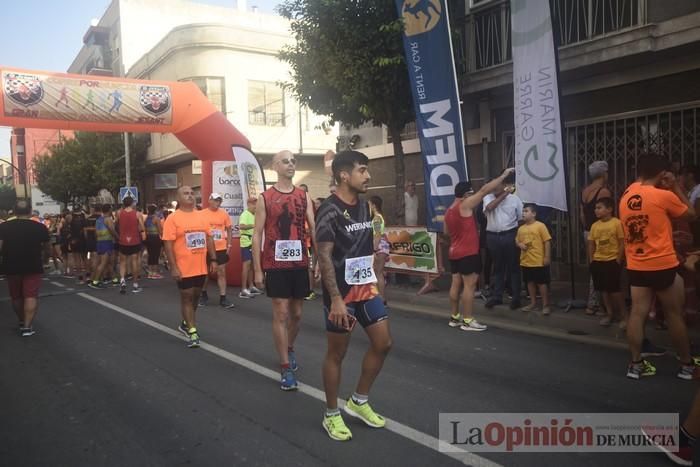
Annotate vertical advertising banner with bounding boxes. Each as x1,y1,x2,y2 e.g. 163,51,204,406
211,146,265,237
396,0,469,231
510,0,567,211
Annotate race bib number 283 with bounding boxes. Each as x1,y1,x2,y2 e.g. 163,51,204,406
275,240,302,262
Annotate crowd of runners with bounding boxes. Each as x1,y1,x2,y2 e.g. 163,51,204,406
1,149,698,463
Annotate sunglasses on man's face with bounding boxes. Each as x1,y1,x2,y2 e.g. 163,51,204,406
278,158,297,165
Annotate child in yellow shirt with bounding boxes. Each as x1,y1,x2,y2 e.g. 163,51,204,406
515,204,552,314
587,197,626,327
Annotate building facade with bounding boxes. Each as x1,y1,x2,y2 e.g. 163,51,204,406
342,0,700,270
67,0,337,205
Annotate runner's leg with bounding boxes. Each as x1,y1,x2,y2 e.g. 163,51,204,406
460,273,479,319
355,319,392,396
449,273,463,316
323,332,352,409
628,286,654,361
656,274,692,363
272,298,292,366
287,298,303,349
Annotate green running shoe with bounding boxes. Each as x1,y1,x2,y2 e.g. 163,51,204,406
322,413,352,441
344,399,385,428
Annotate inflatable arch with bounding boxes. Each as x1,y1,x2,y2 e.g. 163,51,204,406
0,66,266,285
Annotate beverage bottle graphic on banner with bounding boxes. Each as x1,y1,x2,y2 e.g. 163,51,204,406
212,146,265,238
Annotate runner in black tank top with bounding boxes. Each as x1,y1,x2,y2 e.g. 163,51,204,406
252,150,318,392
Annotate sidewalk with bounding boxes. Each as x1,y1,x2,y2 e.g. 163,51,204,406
386,278,700,352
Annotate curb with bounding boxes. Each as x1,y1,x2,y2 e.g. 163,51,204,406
390,298,630,351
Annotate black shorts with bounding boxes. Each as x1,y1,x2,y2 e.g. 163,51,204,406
207,250,229,265
522,266,550,285
69,239,86,253
265,269,310,299
86,240,97,253
449,254,482,276
119,244,142,256
627,267,677,291
325,295,388,333
177,275,207,290
590,260,621,293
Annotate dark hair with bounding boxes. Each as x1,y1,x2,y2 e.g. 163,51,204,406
14,199,31,216
147,204,157,215
454,181,473,198
299,184,309,191
523,203,538,214
123,196,134,207
638,153,670,179
595,197,615,210
681,165,700,182
101,204,112,213
503,173,516,185
369,196,383,213
332,150,369,184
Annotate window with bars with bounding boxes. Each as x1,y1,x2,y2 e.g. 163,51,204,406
248,81,286,127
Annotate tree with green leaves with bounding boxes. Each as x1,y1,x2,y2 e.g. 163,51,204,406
277,0,414,223
34,132,146,206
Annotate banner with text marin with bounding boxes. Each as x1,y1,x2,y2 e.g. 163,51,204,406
395,0,469,232
510,0,567,211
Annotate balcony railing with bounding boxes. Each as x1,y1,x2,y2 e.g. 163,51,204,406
455,0,647,74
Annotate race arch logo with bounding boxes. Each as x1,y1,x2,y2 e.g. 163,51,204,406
139,85,171,116
3,72,44,107
401,0,442,37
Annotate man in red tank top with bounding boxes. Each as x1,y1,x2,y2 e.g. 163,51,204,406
252,150,318,391
444,168,514,332
116,196,145,294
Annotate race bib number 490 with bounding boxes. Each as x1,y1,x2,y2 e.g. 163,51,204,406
275,240,302,261
345,255,377,285
185,231,206,250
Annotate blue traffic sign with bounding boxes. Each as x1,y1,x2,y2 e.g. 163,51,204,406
119,186,139,203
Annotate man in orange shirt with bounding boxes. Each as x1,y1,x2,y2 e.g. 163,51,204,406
620,153,698,380
163,186,218,348
199,193,235,309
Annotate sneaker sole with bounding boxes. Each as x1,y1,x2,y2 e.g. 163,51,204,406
677,373,697,381
188,343,200,348
459,326,487,332
448,321,461,328
322,421,352,441
280,384,298,391
641,427,692,466
640,352,666,358
343,404,385,428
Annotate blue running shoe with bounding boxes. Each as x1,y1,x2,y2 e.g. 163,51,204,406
288,350,298,372
280,368,298,391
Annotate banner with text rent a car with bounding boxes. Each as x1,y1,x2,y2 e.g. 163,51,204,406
395,0,469,232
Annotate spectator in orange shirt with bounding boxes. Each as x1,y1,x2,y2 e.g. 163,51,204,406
619,153,698,380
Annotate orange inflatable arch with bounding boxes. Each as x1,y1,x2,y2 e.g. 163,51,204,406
0,66,262,286
0,66,250,160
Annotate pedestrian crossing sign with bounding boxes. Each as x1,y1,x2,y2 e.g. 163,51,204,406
120,186,139,203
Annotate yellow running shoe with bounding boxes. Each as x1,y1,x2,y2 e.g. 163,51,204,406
322,413,352,441
344,399,386,428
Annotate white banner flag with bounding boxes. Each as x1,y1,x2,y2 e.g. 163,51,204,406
510,0,567,211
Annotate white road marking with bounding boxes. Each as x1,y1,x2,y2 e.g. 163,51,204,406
77,292,501,467
50,281,66,288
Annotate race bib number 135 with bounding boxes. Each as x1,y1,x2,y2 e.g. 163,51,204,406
345,255,376,285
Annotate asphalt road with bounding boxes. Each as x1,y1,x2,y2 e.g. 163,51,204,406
0,275,697,467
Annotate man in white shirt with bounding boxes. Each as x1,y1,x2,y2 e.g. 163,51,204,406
404,181,419,225
483,174,523,309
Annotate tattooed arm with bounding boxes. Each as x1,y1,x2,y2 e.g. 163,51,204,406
318,241,350,330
